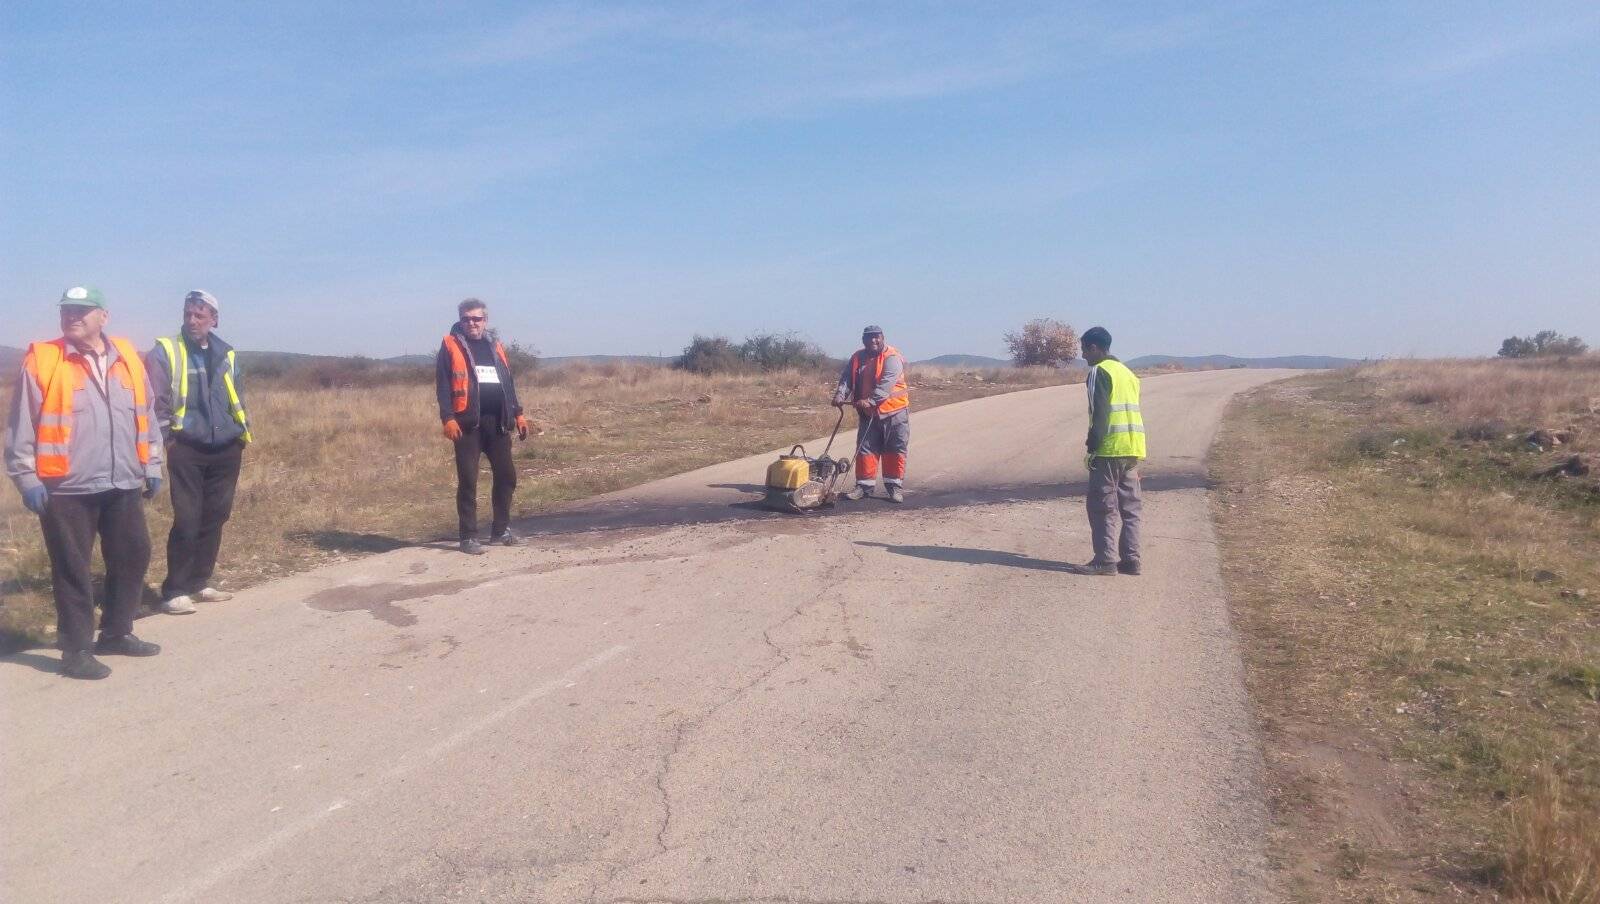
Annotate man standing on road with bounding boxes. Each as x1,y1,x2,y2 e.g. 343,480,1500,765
1077,326,1145,576
832,325,910,503
437,298,528,555
146,290,251,615
4,287,166,679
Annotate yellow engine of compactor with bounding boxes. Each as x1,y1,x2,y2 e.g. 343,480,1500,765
766,455,811,490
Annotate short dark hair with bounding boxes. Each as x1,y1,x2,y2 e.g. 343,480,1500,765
458,298,487,317
1081,326,1112,350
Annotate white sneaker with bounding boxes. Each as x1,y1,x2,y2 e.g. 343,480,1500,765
194,587,234,603
158,595,197,615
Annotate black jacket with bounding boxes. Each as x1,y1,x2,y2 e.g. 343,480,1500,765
435,324,523,433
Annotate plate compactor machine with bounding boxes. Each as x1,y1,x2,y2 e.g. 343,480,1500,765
762,408,865,512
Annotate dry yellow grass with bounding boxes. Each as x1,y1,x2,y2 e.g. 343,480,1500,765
1212,357,1600,903
1502,775,1600,904
0,361,1074,648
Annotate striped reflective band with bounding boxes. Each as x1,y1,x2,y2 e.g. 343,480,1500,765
1107,423,1146,434
1108,403,1140,412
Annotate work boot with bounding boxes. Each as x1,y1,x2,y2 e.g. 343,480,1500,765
61,651,111,680
94,634,161,657
1117,560,1142,576
843,484,873,501
1076,562,1118,576
157,595,197,615
490,530,521,547
460,538,487,556
194,587,234,603
885,485,905,504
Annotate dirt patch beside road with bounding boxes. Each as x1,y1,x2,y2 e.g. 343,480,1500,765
1212,361,1600,903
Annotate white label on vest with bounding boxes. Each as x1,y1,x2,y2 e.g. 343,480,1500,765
475,365,500,384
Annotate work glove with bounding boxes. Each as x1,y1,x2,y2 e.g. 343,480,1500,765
1084,453,1096,472
21,485,48,515
143,477,163,499
516,415,529,441
442,420,463,441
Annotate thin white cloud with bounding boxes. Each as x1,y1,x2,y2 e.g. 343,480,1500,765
1388,11,1600,84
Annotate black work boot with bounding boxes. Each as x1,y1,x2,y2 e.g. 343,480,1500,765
843,484,873,501
490,530,521,547
94,634,161,656
1118,560,1142,576
61,651,112,680
1076,562,1119,576
885,485,905,504
460,537,487,555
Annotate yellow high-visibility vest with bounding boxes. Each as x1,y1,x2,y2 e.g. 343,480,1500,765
155,336,252,443
1092,358,1145,459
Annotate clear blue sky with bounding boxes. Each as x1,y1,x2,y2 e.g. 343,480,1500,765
3,2,1598,360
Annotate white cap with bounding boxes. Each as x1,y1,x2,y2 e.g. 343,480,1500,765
184,289,219,313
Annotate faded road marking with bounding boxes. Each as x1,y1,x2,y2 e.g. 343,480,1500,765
156,645,630,904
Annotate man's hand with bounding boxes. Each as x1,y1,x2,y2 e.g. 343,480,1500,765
143,477,163,499
831,398,846,409
1084,453,1095,472
516,415,530,441
21,485,48,515
443,420,463,441
854,399,875,416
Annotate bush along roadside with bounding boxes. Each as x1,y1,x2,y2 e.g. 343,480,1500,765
1211,360,1600,904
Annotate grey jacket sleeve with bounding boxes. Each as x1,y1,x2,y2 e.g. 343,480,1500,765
870,353,904,405
146,344,175,440
4,362,44,494
833,358,854,403
1086,366,1112,453
139,365,164,479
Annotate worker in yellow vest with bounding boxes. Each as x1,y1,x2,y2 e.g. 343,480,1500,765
146,290,251,615
4,287,166,679
1077,326,1146,576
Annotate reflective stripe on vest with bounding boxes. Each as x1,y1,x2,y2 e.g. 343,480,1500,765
156,336,252,443
25,337,153,478
443,335,511,414
850,345,910,416
1093,358,1146,459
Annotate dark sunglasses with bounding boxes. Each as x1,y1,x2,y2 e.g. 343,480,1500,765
461,314,486,323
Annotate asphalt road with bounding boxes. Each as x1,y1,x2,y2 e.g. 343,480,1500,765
2,367,1292,904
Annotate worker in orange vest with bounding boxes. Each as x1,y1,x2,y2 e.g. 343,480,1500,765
435,298,529,554
831,325,910,503
4,287,166,679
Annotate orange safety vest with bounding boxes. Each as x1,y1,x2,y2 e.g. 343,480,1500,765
849,345,910,416
443,334,511,414
25,337,152,478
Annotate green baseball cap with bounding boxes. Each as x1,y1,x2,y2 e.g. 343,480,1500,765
58,286,107,309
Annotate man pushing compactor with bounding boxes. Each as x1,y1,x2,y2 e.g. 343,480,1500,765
832,325,910,503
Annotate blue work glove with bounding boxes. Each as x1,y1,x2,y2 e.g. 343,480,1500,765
1083,453,1096,472
22,485,49,515
143,477,163,499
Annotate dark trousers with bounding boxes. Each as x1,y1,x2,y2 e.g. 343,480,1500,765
39,490,151,653
1088,456,1142,566
162,440,244,599
454,423,517,539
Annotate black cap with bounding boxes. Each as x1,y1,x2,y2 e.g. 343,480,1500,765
1081,326,1112,349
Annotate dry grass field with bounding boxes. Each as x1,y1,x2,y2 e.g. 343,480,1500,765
1212,357,1600,903
0,361,1075,649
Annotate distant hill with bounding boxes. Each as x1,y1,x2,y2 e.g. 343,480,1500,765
915,354,1013,368
540,354,673,368
1126,354,1359,370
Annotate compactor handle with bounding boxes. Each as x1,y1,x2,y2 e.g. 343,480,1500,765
789,444,808,457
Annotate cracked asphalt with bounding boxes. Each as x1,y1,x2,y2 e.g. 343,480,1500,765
1,368,1292,904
